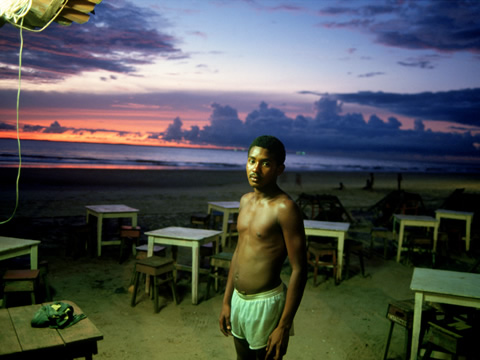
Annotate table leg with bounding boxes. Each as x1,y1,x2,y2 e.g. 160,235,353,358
433,216,440,252
396,222,405,263
96,215,103,257
191,244,199,305
466,217,472,251
147,236,153,257
130,215,138,256
221,211,229,249
146,236,155,294
410,291,424,360
30,245,38,270
214,236,220,291
336,234,345,283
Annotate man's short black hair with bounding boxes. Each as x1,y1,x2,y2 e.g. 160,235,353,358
248,135,286,165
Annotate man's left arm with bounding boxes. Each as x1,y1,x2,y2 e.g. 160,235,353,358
266,199,307,359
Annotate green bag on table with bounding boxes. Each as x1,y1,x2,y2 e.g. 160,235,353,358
31,302,86,329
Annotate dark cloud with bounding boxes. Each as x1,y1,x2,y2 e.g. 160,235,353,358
358,72,384,78
0,122,16,130
0,1,181,81
20,120,139,138
397,60,435,69
158,95,480,160
331,89,480,127
1,88,479,162
318,1,480,54
163,117,183,141
42,121,68,134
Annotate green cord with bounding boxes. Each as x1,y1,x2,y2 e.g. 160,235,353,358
0,18,23,225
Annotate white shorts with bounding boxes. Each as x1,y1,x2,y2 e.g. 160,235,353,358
231,283,287,350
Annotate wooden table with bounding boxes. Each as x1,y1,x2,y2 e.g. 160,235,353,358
207,201,240,248
434,209,474,252
392,214,439,263
85,204,139,257
303,220,350,283
0,236,41,269
409,268,480,360
0,300,103,359
145,227,222,305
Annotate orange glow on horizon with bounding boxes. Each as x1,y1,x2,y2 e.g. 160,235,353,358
0,131,237,150
0,104,217,147
1,106,211,130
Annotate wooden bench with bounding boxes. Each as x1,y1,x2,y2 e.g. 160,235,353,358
131,256,178,313
2,269,40,308
0,300,103,359
307,242,337,286
206,252,233,299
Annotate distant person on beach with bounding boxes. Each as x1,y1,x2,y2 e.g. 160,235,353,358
295,173,302,187
397,173,403,191
363,172,374,190
219,135,307,360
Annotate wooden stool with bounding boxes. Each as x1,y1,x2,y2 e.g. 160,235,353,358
344,239,366,280
68,223,92,258
383,299,435,360
2,269,40,308
191,213,211,228
134,244,166,260
422,317,473,359
406,234,435,266
119,225,141,263
39,260,52,302
129,244,166,285
131,256,178,313
226,219,238,249
371,226,394,258
190,212,223,230
206,252,233,299
307,242,337,286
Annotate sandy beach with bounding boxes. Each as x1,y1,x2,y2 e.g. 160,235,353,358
1,168,479,359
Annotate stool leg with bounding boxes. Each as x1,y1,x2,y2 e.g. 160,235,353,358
40,267,52,302
359,251,365,277
345,249,351,280
313,256,319,286
169,275,178,305
383,321,395,360
130,264,137,286
384,237,388,259
404,328,412,360
206,270,213,300
153,275,159,313
131,271,139,307
422,343,433,360
333,250,338,285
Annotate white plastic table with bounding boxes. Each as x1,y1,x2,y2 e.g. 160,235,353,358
434,209,474,251
0,236,41,269
145,227,222,305
392,214,439,263
410,268,480,359
303,220,350,283
207,201,240,248
85,204,139,256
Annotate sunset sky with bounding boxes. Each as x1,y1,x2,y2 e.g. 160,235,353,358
0,0,479,163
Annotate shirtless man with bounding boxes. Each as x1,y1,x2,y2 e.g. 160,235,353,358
219,135,307,360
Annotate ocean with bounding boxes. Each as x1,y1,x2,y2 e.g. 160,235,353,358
0,138,477,173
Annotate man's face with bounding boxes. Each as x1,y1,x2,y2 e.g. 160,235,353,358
246,146,284,189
